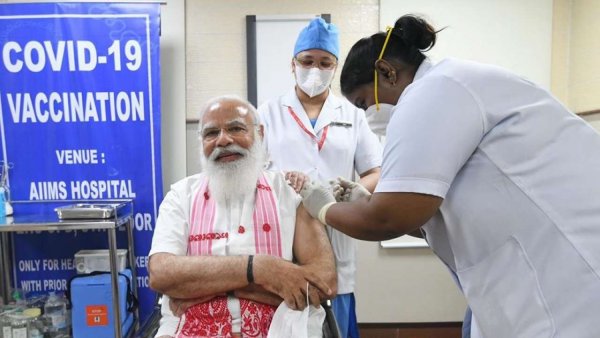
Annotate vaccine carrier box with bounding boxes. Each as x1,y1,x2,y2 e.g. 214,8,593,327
71,269,134,338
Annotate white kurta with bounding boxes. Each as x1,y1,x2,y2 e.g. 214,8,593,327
377,58,600,337
149,171,300,337
258,90,382,295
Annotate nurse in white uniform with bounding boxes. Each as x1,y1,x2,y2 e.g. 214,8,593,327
300,14,600,338
258,17,382,338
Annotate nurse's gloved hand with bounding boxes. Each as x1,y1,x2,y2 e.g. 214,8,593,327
336,177,371,202
299,181,336,224
331,180,345,202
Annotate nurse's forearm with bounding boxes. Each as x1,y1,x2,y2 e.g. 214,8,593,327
323,199,404,240
323,192,442,241
358,167,381,192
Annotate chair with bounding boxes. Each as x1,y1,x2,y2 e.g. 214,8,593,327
322,299,342,338
134,293,162,338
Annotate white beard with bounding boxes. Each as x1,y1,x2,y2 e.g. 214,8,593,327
200,136,266,203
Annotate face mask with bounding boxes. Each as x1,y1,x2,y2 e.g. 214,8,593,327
295,66,335,98
365,103,394,136
364,25,398,137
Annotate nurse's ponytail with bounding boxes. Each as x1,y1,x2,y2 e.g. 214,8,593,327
391,15,437,52
341,14,439,96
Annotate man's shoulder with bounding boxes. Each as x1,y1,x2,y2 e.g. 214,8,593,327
262,170,285,185
169,173,206,193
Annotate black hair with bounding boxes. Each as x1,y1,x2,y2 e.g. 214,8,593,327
340,14,438,96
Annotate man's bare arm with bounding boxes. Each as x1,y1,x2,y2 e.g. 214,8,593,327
233,284,283,306
149,249,332,309
292,205,337,300
149,254,249,299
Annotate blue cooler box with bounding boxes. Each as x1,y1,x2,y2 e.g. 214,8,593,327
71,269,134,338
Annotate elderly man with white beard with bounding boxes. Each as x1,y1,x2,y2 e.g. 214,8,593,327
148,95,337,338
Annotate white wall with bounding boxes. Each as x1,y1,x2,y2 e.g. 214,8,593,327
160,0,187,190
547,0,600,114
380,0,553,88
568,0,600,113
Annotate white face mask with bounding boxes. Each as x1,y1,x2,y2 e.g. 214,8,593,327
295,66,335,98
365,103,394,136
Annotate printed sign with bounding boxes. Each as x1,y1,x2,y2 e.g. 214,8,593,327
0,2,162,321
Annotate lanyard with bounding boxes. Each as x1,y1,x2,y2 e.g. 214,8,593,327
287,106,329,151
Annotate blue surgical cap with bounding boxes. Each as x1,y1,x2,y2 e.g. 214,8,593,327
294,17,339,59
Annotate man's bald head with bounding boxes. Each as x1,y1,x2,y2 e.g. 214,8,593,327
199,95,259,130
198,95,264,162
197,96,266,202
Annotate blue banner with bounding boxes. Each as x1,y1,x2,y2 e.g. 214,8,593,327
0,2,162,321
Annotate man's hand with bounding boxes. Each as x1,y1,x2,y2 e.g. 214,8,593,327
299,181,336,223
253,255,331,310
234,284,283,307
169,294,224,317
285,171,309,193
335,177,371,202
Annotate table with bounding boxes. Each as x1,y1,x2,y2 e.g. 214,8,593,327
0,200,138,338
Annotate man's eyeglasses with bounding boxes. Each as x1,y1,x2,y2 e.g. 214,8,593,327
294,57,337,70
200,123,257,141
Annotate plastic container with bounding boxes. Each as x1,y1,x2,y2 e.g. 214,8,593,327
71,269,133,338
21,308,42,338
1,305,22,338
43,292,68,336
1,311,12,338
74,249,127,274
7,313,29,338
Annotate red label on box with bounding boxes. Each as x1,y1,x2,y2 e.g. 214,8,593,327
86,305,108,326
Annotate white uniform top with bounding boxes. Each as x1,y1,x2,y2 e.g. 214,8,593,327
149,171,300,337
377,58,600,337
258,89,383,294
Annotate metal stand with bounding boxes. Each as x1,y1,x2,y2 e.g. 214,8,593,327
0,200,138,338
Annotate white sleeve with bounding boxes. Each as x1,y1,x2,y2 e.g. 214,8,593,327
375,75,484,198
257,102,273,169
354,108,383,175
257,102,269,124
154,295,179,338
149,188,189,257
